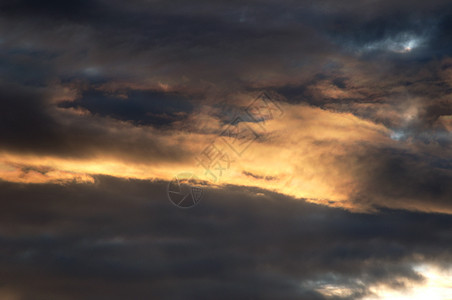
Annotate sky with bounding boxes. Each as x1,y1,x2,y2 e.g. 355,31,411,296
0,0,452,299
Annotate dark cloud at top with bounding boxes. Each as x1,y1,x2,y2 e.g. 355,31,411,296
2,0,451,93
0,0,101,20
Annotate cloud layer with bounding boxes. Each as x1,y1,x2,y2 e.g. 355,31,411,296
1,1,452,298
0,177,450,299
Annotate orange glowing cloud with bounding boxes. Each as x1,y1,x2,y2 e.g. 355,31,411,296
0,99,397,212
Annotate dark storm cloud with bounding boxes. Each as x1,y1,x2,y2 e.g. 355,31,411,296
0,83,60,151
0,177,450,299
1,0,333,88
58,88,193,126
0,48,56,85
343,145,452,213
0,0,99,20
0,82,193,163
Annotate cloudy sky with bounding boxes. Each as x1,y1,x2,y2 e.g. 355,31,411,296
1,0,452,299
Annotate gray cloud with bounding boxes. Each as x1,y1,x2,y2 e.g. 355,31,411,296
0,177,450,299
